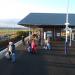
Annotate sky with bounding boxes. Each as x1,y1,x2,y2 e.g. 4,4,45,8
0,0,75,27
0,0,75,19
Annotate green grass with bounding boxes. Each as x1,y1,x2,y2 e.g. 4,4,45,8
0,29,30,40
0,29,29,35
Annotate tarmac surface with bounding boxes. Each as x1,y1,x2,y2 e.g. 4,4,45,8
0,44,75,75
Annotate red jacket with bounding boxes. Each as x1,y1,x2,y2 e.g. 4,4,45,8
31,41,37,50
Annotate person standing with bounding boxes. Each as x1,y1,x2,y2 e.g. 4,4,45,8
11,42,16,63
31,39,37,54
22,35,25,45
27,40,32,53
7,41,16,63
46,37,51,50
7,42,13,59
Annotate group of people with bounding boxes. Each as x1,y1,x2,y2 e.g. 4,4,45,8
4,35,52,63
27,37,52,54
27,39,38,54
5,35,38,63
21,35,38,54
26,34,52,54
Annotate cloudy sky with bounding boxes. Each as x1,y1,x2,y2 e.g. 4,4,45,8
0,0,75,19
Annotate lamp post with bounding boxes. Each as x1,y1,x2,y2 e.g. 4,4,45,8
65,23,69,55
64,0,69,55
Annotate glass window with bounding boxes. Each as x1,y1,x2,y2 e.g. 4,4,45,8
56,33,60,37
46,31,52,38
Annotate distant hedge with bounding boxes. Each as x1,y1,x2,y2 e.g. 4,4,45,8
16,31,30,37
0,31,30,50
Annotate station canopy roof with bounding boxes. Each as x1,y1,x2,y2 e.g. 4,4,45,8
18,13,75,27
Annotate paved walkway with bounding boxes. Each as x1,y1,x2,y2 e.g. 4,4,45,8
0,44,75,75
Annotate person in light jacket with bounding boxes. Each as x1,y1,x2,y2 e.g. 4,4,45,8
8,41,16,62
8,42,13,57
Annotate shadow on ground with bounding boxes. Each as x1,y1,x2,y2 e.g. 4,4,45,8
1,49,75,75
0,50,48,75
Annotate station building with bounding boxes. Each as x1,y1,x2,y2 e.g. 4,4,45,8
18,13,75,45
